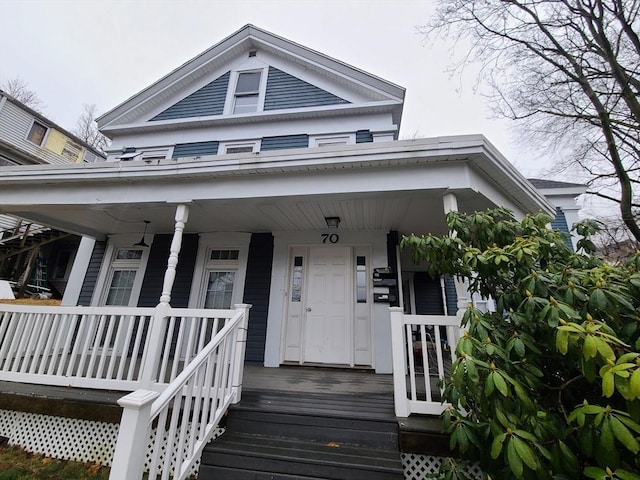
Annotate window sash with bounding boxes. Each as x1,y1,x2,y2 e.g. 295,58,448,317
105,269,137,306
204,271,236,309
27,122,47,146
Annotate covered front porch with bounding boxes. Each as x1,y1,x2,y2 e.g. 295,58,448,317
0,137,553,479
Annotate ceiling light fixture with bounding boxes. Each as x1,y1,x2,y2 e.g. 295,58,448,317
133,221,150,247
325,216,341,229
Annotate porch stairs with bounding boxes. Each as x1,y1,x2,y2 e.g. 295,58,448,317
200,390,404,480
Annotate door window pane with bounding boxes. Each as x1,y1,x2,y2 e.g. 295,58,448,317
356,256,367,303
291,256,303,302
204,271,236,309
105,270,136,306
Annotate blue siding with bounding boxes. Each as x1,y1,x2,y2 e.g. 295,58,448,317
151,72,230,121
443,275,457,316
242,233,274,364
172,141,219,158
261,134,309,151
264,67,350,111
356,130,373,143
77,240,107,306
413,273,445,315
551,207,573,249
137,234,199,308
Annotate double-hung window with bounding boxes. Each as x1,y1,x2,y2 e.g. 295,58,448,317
103,248,144,306
202,249,240,309
233,71,262,114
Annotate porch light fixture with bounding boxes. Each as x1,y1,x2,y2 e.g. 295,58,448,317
324,216,341,229
133,221,150,248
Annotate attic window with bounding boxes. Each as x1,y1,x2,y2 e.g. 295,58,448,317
233,71,261,114
248,50,257,57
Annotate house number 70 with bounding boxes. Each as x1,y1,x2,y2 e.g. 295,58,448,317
321,233,339,244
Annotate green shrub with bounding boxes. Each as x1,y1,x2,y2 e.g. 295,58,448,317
402,208,640,479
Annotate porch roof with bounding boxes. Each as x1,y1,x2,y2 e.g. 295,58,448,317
0,136,552,240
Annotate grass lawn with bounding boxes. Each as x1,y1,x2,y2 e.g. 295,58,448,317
0,444,110,480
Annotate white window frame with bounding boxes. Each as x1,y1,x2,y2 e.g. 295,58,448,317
92,235,152,307
219,140,261,155
223,64,269,116
139,147,172,162
310,133,355,148
188,233,251,309
25,120,49,146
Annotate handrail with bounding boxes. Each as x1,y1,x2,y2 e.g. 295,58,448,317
150,309,243,417
109,304,250,480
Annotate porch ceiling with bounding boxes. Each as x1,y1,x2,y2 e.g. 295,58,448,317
1,188,494,240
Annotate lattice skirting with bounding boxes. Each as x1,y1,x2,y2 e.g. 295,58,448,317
0,409,224,476
402,453,484,479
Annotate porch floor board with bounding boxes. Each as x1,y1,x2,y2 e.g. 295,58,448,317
243,364,395,396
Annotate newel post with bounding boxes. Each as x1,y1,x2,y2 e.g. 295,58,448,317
390,307,410,417
109,389,159,480
231,303,251,404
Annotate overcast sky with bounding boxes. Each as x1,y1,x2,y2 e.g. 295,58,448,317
1,0,568,181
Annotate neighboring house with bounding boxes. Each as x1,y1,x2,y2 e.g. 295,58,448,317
0,89,106,296
528,178,586,251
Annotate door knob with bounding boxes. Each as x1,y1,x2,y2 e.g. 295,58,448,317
306,307,312,312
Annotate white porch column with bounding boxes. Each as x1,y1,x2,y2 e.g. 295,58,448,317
140,204,189,388
442,193,471,317
159,204,189,305
62,236,96,306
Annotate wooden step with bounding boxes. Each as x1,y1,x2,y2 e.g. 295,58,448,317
200,390,403,480
201,432,403,480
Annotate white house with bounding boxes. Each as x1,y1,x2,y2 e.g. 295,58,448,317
0,24,589,480
0,24,559,374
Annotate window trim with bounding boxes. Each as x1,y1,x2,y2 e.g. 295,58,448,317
25,120,49,147
310,133,355,148
219,140,261,155
224,65,268,116
188,233,251,309
92,236,152,307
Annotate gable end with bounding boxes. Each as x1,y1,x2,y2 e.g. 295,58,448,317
264,67,350,111
150,72,231,121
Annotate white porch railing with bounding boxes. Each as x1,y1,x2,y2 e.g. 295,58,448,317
0,303,243,391
390,307,463,417
110,304,250,480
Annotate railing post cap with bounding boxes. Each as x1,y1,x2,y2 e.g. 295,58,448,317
234,303,252,309
117,389,160,409
389,307,404,313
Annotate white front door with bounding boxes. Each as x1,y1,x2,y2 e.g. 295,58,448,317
303,246,352,364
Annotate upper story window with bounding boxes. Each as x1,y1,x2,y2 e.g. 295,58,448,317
233,71,262,114
220,140,260,154
310,134,355,147
26,121,48,146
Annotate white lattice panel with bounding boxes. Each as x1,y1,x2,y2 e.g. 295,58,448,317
0,409,225,476
402,453,484,480
0,409,118,465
